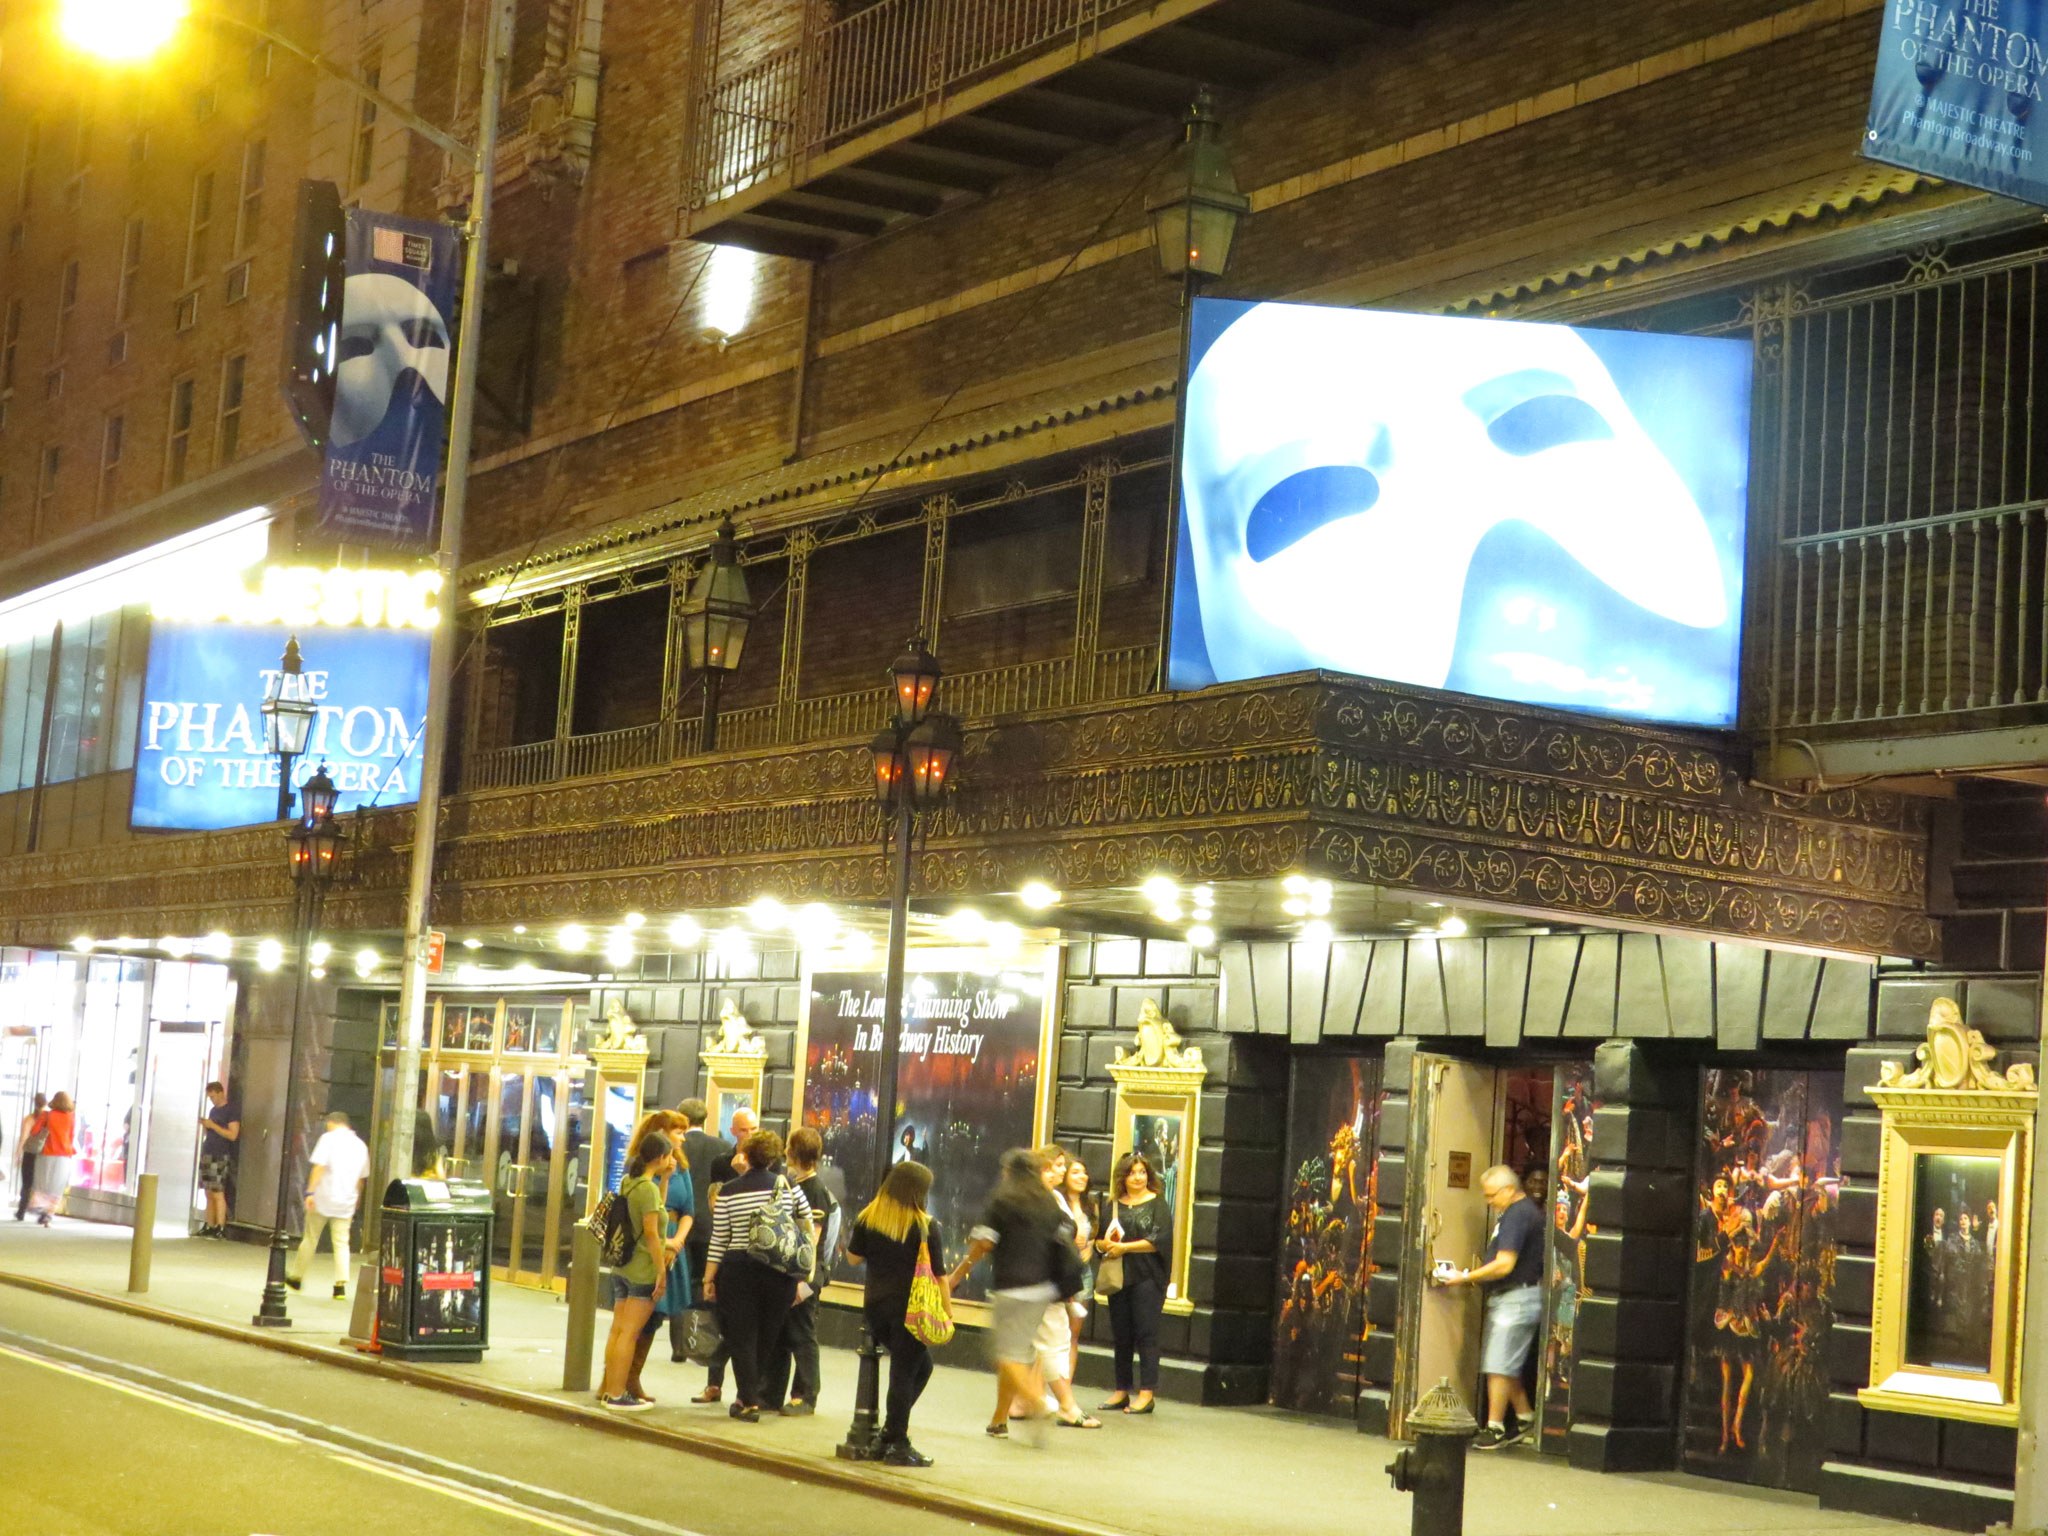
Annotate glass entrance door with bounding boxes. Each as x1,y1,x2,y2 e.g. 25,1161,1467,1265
489,1069,529,1275
520,1073,563,1286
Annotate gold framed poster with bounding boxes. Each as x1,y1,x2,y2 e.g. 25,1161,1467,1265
1106,998,1207,1317
1860,1000,2036,1425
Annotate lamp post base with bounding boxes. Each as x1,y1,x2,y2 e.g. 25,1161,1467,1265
834,1320,885,1460
252,1226,294,1328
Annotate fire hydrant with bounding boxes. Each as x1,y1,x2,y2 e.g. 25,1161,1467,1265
1387,1377,1478,1536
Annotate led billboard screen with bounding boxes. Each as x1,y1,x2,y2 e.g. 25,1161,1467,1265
1169,298,1753,729
132,621,431,831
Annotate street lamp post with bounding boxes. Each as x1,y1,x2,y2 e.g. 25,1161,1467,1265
837,638,961,1463
679,518,755,752
1146,87,1250,691
253,764,345,1328
260,636,315,822
55,0,516,1238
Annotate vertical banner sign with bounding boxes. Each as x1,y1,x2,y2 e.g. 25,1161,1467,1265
317,210,459,550
1865,0,2048,207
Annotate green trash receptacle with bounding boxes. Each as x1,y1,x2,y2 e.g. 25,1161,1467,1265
377,1177,492,1362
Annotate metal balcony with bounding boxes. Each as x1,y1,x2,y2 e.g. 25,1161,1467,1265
682,0,1430,257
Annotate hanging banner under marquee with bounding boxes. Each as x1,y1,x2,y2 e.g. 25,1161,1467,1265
316,210,459,551
131,621,431,831
1865,0,2048,207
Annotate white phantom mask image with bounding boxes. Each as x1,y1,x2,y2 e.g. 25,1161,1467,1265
1180,304,1734,712
330,272,452,448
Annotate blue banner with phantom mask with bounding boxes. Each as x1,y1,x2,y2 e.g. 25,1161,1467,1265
316,210,458,550
1865,0,2048,207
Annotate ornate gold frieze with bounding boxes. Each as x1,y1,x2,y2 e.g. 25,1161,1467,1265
0,677,1936,959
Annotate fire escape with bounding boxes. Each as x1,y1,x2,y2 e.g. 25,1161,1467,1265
681,0,1431,256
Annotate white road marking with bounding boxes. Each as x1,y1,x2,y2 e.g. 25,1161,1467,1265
0,1329,716,1536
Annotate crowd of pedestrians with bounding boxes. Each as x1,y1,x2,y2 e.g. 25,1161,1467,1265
595,1105,1169,1468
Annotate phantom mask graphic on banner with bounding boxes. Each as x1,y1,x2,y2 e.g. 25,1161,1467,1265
317,210,459,551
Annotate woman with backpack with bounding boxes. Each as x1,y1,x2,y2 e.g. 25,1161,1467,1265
599,1130,679,1411
703,1127,813,1422
846,1159,951,1466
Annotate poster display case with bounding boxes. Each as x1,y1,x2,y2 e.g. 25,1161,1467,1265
1860,1000,2036,1426
1106,999,1206,1316
797,946,1060,1320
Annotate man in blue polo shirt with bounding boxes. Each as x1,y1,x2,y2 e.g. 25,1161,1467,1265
1437,1163,1544,1449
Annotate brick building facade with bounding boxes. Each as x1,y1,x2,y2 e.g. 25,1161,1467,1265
0,0,2043,1526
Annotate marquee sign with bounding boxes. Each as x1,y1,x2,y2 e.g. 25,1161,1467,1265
152,564,442,630
131,621,431,831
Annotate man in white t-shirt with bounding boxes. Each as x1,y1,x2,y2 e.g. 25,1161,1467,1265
288,1111,371,1300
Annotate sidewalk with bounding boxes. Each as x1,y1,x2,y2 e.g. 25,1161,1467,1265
0,1218,1939,1536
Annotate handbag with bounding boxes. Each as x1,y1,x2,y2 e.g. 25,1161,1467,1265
745,1176,817,1278
904,1232,954,1347
21,1116,48,1156
1095,1209,1125,1297
679,1305,723,1364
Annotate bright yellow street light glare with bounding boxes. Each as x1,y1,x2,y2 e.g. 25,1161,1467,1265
59,0,190,62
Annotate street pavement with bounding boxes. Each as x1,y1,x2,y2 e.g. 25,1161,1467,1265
0,1218,1949,1536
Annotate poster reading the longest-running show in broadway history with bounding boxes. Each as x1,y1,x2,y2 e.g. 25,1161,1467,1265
802,968,1047,1303
1865,0,2048,208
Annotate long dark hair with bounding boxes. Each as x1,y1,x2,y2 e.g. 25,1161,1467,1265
991,1146,1060,1222
628,1131,674,1179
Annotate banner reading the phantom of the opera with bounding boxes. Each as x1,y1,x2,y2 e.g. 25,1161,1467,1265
316,210,459,550
1865,0,2048,207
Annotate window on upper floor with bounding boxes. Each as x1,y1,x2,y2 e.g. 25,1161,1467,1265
216,353,245,464
235,138,264,254
115,217,143,323
35,443,60,533
2,299,22,393
183,169,213,285
165,375,194,487
53,259,78,357
97,412,123,511
352,64,381,189
17,117,40,212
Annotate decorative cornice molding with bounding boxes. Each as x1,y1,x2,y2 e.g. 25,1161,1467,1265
0,677,1936,959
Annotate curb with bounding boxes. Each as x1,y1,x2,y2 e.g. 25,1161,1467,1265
0,1267,1119,1536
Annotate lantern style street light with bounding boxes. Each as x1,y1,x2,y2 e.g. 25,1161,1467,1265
1147,87,1249,689
261,636,316,821
254,764,347,1328
838,638,962,1463
680,518,756,751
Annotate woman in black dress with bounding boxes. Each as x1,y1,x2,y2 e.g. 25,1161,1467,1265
845,1159,953,1466
1100,1150,1174,1415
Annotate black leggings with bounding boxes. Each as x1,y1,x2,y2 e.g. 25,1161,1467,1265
14,1153,33,1220
716,1258,798,1408
1109,1277,1165,1392
867,1307,933,1442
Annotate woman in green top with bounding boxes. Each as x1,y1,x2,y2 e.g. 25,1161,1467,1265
600,1130,678,1411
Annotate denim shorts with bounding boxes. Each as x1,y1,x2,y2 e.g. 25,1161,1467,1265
611,1274,657,1304
1480,1284,1543,1376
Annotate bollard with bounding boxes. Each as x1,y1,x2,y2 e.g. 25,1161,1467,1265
1387,1377,1479,1536
348,1260,380,1344
562,1221,600,1393
127,1173,158,1294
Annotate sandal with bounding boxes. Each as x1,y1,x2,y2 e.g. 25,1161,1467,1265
985,1422,1009,1438
1056,1414,1103,1429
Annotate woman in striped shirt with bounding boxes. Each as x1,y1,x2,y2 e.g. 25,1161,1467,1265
703,1127,813,1421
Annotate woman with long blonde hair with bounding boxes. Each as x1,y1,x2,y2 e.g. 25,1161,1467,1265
845,1159,951,1466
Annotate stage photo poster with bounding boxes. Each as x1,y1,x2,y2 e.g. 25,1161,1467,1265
1540,1064,1600,1454
1905,1151,2004,1373
1270,1054,1383,1416
800,963,1052,1305
1682,1068,1845,1494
